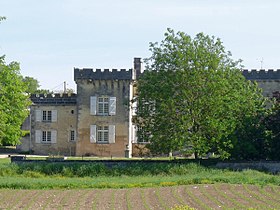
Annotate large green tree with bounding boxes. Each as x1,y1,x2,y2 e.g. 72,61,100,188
0,56,31,145
135,29,267,159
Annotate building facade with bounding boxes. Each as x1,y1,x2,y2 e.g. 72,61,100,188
18,59,280,157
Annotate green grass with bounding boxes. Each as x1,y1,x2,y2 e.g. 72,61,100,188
0,158,279,189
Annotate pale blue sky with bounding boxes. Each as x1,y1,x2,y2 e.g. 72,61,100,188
1,0,280,91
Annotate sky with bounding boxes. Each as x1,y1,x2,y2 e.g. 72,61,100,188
1,0,280,92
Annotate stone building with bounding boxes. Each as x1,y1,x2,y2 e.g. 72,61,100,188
18,58,280,157
19,58,142,157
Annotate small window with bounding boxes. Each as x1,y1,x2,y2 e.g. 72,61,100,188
42,131,52,142
70,130,75,141
98,97,109,115
97,126,109,142
42,111,52,122
71,110,75,114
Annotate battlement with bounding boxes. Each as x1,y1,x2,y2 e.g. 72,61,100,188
30,93,77,105
74,68,133,81
242,69,280,80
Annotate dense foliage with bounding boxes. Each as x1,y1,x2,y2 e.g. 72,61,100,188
135,29,267,159
0,57,31,145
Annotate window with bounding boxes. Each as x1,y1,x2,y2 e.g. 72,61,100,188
37,110,57,122
137,127,150,143
70,130,75,141
42,111,52,122
35,130,57,144
90,96,116,116
42,131,51,142
97,126,109,142
98,97,109,115
90,125,115,144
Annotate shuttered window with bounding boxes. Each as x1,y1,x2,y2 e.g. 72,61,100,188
90,125,115,144
90,96,116,116
36,110,57,122
35,130,57,144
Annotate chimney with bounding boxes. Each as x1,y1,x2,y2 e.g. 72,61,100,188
134,57,142,79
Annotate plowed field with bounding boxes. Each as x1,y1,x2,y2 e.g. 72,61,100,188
1,184,279,210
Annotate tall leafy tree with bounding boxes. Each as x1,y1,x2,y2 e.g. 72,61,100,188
0,56,31,145
22,76,40,94
135,29,267,159
265,92,280,160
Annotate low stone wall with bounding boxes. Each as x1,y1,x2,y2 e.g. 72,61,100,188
216,161,280,174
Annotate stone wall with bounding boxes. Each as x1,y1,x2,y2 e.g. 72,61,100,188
30,104,77,156
75,69,133,157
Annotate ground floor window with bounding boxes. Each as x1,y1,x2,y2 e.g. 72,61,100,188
70,130,75,141
35,130,57,144
42,131,51,142
90,125,115,144
97,126,109,142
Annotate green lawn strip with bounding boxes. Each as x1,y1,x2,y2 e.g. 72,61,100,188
140,188,151,210
184,186,211,210
213,184,246,209
1,170,279,190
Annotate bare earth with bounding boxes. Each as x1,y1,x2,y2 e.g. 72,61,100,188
1,184,279,210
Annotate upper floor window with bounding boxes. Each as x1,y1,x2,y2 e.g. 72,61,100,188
90,96,116,116
98,97,109,115
35,110,57,122
42,111,52,122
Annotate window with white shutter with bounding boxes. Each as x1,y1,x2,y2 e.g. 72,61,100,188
51,130,57,143
90,125,97,143
36,130,57,143
109,97,116,115
35,110,42,122
51,110,57,122
90,96,97,115
109,125,115,144
35,130,41,143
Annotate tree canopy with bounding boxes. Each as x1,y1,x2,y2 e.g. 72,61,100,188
0,56,31,145
134,29,267,159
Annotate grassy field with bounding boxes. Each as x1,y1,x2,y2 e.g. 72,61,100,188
0,158,279,209
0,158,279,189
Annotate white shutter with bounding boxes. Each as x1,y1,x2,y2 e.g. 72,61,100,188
35,130,41,143
51,110,57,122
51,130,57,143
90,96,97,115
35,110,41,122
109,97,116,115
90,125,97,143
109,125,115,144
